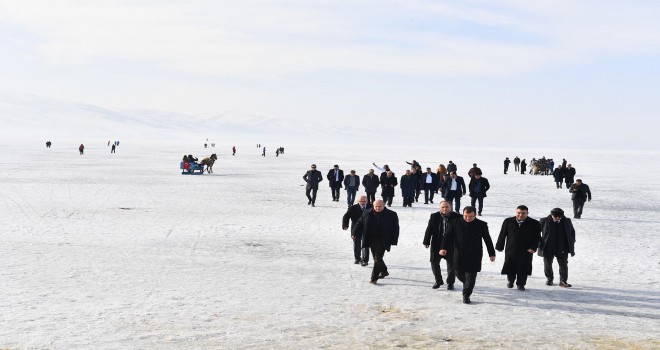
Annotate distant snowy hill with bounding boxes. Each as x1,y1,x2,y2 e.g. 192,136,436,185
0,91,390,145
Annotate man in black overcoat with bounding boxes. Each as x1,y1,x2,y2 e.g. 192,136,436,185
496,205,541,290
440,206,496,304
423,201,461,290
538,208,576,287
343,195,372,266
303,164,323,207
327,164,345,202
380,170,398,207
361,169,380,205
352,199,399,284
399,169,416,207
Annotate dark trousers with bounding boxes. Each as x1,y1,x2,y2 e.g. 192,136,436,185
446,191,462,212
369,238,387,281
366,192,376,204
507,273,528,287
504,165,509,174
305,188,317,204
431,254,455,285
456,271,477,297
415,188,421,202
470,196,484,213
573,198,586,218
402,196,414,207
514,163,520,171
346,187,357,206
544,253,569,283
555,181,562,188
382,195,393,207
565,180,574,188
354,238,369,262
423,185,435,203
330,183,341,200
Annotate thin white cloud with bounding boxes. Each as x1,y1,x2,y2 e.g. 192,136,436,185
2,0,660,79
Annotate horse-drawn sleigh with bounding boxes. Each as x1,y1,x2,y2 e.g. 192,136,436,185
181,154,217,175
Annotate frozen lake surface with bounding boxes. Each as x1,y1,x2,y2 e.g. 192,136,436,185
1,141,658,349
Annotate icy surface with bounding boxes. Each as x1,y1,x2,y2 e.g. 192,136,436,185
0,142,658,349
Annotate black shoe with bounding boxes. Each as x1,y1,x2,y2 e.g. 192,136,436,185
432,280,444,289
308,200,311,205
507,281,514,288
424,202,428,204
430,200,433,203
559,281,572,288
311,203,315,207
546,279,553,286
447,284,454,290
463,296,471,304
354,259,360,264
517,286,525,291
360,261,368,266
379,271,389,279
478,212,482,216
369,279,377,284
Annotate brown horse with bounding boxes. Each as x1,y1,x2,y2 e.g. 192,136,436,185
200,154,218,173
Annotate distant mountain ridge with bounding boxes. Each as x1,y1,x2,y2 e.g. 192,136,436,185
0,91,377,143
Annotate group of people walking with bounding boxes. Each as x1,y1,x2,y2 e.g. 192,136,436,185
344,200,577,304
303,161,492,216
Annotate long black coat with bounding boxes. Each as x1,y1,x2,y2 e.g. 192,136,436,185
400,174,416,198
553,167,564,182
468,177,490,198
538,216,576,257
496,217,541,275
380,175,398,197
564,167,576,182
423,211,461,262
362,174,380,193
342,203,372,232
303,170,323,190
352,208,400,252
440,218,496,273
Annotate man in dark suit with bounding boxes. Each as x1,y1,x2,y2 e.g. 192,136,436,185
342,195,372,266
303,164,323,207
440,206,496,304
496,205,541,291
443,171,467,213
352,199,400,284
423,201,461,290
422,167,439,204
327,164,345,202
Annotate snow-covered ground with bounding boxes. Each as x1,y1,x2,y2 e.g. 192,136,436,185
0,141,658,349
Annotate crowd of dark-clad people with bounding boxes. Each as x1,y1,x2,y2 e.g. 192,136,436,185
302,158,594,304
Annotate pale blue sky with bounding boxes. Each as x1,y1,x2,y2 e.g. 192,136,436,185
1,1,659,148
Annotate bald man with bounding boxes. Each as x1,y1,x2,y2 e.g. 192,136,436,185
352,199,400,284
